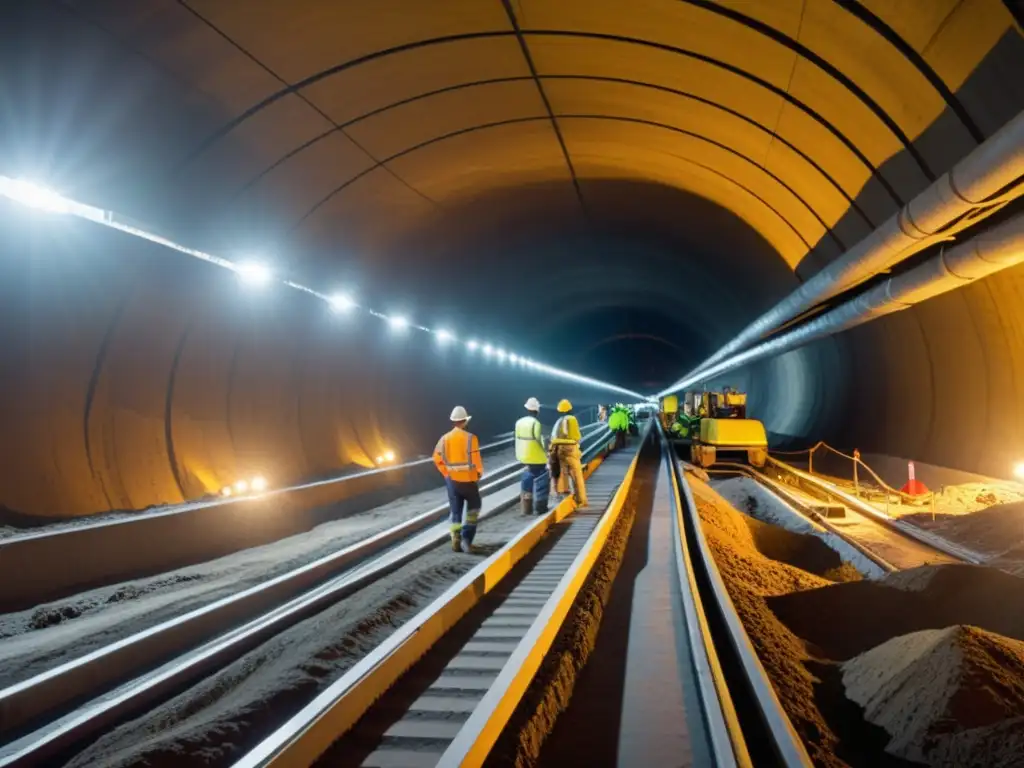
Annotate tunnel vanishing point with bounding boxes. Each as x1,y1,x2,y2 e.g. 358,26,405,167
1,0,1023,519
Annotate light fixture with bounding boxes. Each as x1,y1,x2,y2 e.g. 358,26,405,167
237,261,272,287
220,486,233,497
251,475,268,492
330,293,354,312
496,348,507,362
384,450,395,462
435,329,454,344
376,455,385,465
234,479,250,493
1014,462,1024,481
509,353,519,364
0,178,74,213
0,174,648,401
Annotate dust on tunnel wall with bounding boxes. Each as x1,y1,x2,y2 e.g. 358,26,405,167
0,201,610,518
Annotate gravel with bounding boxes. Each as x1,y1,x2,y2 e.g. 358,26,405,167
0,447,518,688
62,507,539,768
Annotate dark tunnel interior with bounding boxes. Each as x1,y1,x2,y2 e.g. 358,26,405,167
1,1,1023,518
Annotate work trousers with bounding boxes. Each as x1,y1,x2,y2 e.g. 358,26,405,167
446,479,481,544
552,444,588,507
520,464,550,514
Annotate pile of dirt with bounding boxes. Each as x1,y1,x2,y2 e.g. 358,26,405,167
904,501,1024,558
841,626,1024,767
768,564,1024,661
693,481,857,589
689,479,850,767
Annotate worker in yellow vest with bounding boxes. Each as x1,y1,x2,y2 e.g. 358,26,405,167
515,397,549,516
550,399,588,507
432,406,484,553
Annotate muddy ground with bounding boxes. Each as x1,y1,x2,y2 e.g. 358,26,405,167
0,446,517,688
691,475,1024,768
58,507,537,768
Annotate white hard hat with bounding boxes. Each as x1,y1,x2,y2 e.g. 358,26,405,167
524,397,541,411
449,405,471,422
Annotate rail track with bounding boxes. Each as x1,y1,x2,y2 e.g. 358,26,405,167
712,457,979,570
5,426,978,768
222,426,817,768
0,428,613,766
2,428,609,612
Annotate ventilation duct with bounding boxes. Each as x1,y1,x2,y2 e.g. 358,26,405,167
660,210,1024,393
660,110,1024,397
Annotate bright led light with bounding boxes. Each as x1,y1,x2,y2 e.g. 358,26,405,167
237,261,272,287
251,475,268,492
0,178,74,213
496,349,507,362
220,486,233,497
330,293,354,312
1014,462,1024,480
388,315,408,331
234,479,250,493
384,450,395,462
482,344,494,356
509,353,519,364
435,329,454,344
466,339,478,351
376,455,385,465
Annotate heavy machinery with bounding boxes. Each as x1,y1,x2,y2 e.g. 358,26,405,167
661,387,768,468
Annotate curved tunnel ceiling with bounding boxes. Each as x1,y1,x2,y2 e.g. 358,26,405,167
1,0,1023,516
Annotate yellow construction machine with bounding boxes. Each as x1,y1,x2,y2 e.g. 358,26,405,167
661,387,768,468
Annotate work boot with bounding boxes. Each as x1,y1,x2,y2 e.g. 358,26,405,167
451,532,461,552
460,538,474,554
520,492,533,516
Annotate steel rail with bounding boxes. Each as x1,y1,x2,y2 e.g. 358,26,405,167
0,430,551,611
0,429,610,766
709,462,897,573
664,429,813,767
230,431,626,768
765,456,983,564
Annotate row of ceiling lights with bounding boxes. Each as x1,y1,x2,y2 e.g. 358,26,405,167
0,176,646,401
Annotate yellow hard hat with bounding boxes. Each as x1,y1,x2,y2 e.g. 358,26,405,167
557,399,572,413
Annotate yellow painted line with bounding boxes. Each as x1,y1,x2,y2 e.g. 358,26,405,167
440,433,647,766
238,436,619,768
665,449,752,768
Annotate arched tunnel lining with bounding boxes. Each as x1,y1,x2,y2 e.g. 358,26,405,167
0,1,1022,517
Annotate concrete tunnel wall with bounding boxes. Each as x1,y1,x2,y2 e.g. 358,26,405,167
0,200,620,519
2,0,1024,514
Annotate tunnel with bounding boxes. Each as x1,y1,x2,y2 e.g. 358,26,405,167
1,0,1023,520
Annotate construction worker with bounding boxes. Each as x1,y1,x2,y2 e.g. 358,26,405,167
515,397,549,516
432,406,484,553
550,399,588,507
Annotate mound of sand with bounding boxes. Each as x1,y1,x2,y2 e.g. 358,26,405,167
769,564,1024,660
842,625,1024,766
905,501,1024,558
689,478,849,767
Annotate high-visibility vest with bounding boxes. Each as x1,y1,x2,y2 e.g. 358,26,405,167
551,415,581,445
433,428,483,482
514,416,546,465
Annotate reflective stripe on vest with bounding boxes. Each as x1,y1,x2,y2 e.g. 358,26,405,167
441,430,474,472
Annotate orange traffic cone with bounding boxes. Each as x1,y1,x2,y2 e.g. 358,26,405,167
900,461,929,496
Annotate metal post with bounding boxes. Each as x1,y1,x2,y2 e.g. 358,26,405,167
808,447,813,475
853,459,859,497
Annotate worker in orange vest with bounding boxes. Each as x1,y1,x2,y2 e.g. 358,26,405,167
433,405,484,553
